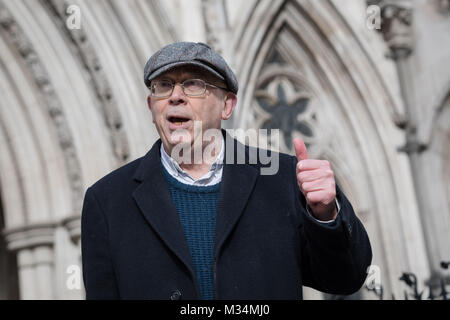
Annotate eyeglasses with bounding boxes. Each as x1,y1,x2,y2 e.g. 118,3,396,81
150,79,228,98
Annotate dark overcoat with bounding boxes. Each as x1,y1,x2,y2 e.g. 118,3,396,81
81,134,372,299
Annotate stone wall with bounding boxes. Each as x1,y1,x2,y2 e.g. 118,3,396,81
0,0,448,300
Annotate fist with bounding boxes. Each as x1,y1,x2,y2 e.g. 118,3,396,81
294,138,338,221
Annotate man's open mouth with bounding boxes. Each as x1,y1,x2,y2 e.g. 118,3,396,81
168,116,191,126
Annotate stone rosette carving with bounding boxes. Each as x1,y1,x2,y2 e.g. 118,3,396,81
255,77,314,151
253,62,318,154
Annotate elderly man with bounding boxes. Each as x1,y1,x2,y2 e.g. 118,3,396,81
81,42,372,300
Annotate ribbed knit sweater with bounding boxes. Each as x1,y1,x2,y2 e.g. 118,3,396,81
162,166,221,300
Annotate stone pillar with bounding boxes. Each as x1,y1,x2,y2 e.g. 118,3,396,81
4,224,56,300
62,215,84,299
371,0,448,290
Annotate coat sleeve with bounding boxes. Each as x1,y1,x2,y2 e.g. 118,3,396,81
291,157,373,295
81,187,120,299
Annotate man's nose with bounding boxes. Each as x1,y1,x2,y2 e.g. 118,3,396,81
169,83,187,105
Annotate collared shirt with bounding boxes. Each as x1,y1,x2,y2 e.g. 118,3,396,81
160,136,224,186
160,137,338,224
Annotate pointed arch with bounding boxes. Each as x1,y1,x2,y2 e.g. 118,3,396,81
0,0,173,228
0,0,175,298
0,1,76,227
233,0,429,297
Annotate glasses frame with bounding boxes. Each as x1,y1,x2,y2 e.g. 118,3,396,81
149,78,228,98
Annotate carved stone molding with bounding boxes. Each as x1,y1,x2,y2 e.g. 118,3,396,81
5,224,57,299
0,2,84,213
367,0,413,60
149,0,178,41
397,133,428,154
3,223,56,251
43,0,130,164
201,0,228,54
61,215,80,246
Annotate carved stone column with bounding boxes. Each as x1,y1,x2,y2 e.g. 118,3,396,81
368,1,414,129
369,0,447,291
4,224,56,300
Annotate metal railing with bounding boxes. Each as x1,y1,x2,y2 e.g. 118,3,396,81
365,261,450,300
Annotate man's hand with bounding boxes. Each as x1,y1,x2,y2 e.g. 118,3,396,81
294,138,338,221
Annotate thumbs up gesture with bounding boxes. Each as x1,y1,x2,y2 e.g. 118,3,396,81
294,138,338,221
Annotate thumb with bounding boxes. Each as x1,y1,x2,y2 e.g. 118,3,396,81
293,138,308,161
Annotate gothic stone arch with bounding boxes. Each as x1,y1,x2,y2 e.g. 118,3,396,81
232,0,429,298
0,0,170,299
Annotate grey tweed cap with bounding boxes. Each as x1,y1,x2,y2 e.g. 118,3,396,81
144,42,238,94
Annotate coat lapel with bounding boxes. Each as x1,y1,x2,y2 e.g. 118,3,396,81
132,141,196,279
214,133,259,258
132,135,260,279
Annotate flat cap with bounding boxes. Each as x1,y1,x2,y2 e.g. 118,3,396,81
144,42,238,94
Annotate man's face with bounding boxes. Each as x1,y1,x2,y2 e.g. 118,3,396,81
147,66,237,155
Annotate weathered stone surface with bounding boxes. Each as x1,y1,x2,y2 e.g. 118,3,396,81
0,0,448,300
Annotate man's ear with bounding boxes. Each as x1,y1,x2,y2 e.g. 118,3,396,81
221,93,237,120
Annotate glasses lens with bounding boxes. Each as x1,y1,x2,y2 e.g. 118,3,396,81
152,80,173,97
183,79,206,96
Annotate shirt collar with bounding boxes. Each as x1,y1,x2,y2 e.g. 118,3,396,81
160,135,224,182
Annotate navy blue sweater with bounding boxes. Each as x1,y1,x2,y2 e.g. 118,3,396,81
162,167,221,300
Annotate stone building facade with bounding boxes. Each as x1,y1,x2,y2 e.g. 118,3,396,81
0,0,448,299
